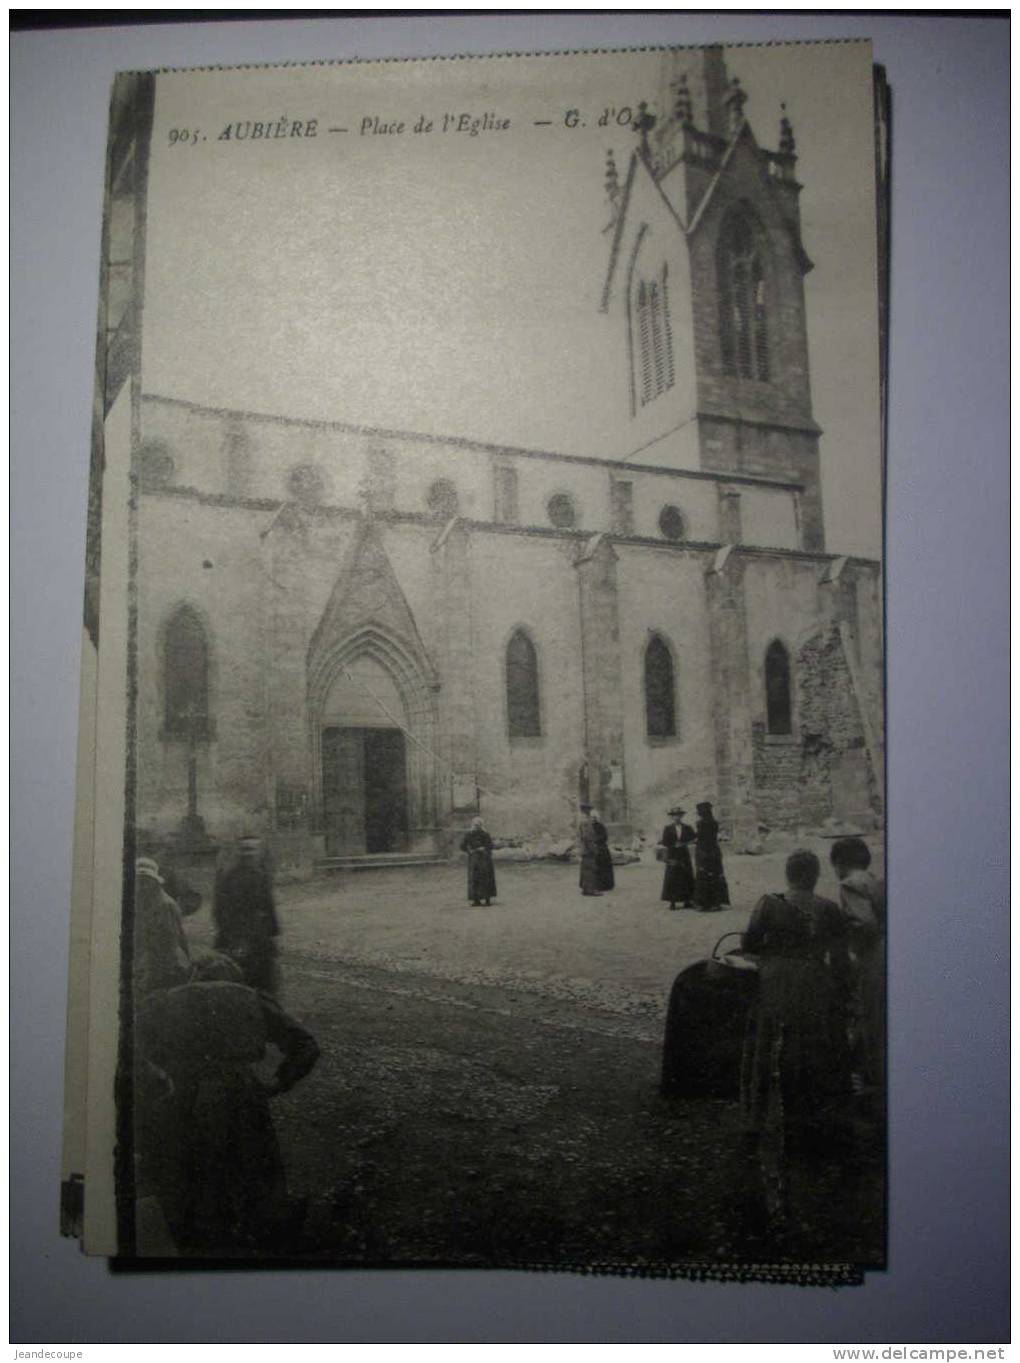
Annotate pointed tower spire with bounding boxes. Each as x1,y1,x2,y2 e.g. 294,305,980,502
700,45,731,139
633,100,656,160
779,101,796,156
605,148,620,204
673,72,693,126
604,147,622,227
725,76,747,135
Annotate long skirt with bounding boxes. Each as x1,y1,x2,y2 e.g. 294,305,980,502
595,845,615,891
579,854,601,894
223,939,279,997
660,849,694,905
856,937,886,1092
466,848,497,902
739,956,851,1140
660,960,756,1097
170,1071,291,1253
694,846,730,910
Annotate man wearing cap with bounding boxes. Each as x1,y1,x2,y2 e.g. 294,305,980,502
213,835,281,995
577,802,602,897
659,806,696,910
134,856,195,999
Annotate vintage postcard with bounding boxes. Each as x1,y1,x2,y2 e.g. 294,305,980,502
65,40,887,1280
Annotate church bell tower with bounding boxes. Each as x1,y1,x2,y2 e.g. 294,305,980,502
601,46,825,550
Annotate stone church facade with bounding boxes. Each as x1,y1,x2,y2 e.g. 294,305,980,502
135,48,883,869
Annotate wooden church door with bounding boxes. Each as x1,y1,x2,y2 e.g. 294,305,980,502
322,726,409,856
322,726,366,855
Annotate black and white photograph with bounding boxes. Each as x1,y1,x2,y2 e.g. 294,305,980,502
67,39,888,1278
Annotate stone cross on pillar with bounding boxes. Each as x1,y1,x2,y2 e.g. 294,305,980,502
178,702,209,850
573,533,629,832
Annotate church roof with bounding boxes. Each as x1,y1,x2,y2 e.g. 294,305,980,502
142,391,812,491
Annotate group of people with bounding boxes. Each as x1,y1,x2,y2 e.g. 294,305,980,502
460,806,613,905
740,840,885,1129
133,835,320,1254
459,804,618,905
460,803,617,906
658,801,730,912
459,800,729,909
658,835,885,1227
134,814,884,1252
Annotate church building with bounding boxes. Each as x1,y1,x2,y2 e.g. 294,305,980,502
133,48,884,869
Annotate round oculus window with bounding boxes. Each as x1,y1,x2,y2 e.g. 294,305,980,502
140,442,175,491
288,464,327,504
658,504,686,541
547,493,577,529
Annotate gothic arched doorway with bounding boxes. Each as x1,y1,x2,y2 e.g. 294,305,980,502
320,656,409,854
308,626,440,857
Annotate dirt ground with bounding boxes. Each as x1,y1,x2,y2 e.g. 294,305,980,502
176,839,886,1269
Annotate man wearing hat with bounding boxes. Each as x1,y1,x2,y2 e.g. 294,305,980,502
659,806,696,910
134,856,195,999
577,802,602,897
135,854,240,999
213,835,281,995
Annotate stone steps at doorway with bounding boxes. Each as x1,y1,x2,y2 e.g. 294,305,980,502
316,853,449,873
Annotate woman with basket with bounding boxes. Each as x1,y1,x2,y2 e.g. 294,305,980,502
739,849,853,1154
658,806,696,910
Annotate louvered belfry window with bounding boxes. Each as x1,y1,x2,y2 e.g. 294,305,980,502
636,264,676,406
718,208,770,382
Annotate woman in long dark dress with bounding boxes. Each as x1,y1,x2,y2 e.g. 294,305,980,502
737,849,854,1227
577,803,601,896
830,836,886,1104
590,808,615,892
460,816,497,906
693,801,730,911
740,849,852,1153
659,806,695,910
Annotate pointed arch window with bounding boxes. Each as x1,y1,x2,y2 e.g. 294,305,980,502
164,605,211,737
765,639,792,735
635,264,676,406
506,629,541,739
644,634,677,738
718,207,770,381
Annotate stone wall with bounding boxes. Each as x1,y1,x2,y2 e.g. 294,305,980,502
140,391,803,553
615,543,719,840
133,402,882,863
751,620,881,832
750,728,803,828
135,496,275,841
